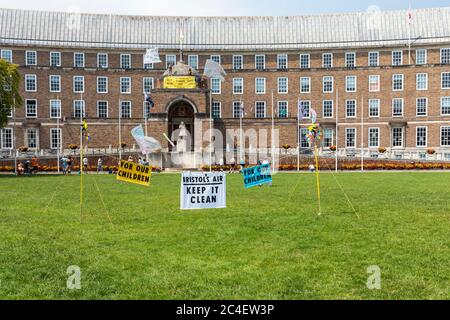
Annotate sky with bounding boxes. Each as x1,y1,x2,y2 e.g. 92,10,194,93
0,0,448,16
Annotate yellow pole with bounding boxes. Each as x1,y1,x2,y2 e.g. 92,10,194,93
80,98,83,222
314,144,321,215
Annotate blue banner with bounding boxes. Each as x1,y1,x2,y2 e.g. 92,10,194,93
242,164,272,189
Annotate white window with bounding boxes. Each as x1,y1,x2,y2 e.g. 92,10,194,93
212,101,221,118
120,54,131,69
392,127,404,147
255,101,266,118
368,52,379,67
441,127,450,146
368,128,380,148
1,50,12,63
143,77,154,94
211,55,221,65
97,101,108,118
166,55,176,68
188,55,198,69
392,74,404,91
255,77,266,94
323,128,333,148
345,52,356,68
322,53,333,68
442,72,450,89
50,52,61,67
73,100,85,118
120,101,131,118
26,128,38,149
233,78,243,94
441,48,450,64
50,128,61,150
73,76,84,93
392,98,404,117
26,51,37,66
98,53,108,68
211,78,221,94
255,55,265,70
416,127,427,147
392,50,403,66
49,75,61,92
345,128,356,148
323,76,333,93
120,77,131,94
416,98,428,116
345,100,356,118
143,61,154,70
50,99,61,119
300,77,310,93
26,99,37,118
278,77,288,94
1,104,12,118
323,100,333,118
97,76,108,93
277,54,288,69
233,55,243,70
74,52,85,68
416,49,427,65
278,101,288,118
346,76,357,92
369,75,380,92
300,54,310,69
233,101,243,118
1,128,13,149
25,74,37,92
416,73,428,90
441,97,450,115
299,101,310,119
369,99,380,117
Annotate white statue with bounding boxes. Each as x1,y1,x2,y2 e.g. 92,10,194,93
176,122,189,152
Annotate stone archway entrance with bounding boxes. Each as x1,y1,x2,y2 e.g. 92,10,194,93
168,100,195,151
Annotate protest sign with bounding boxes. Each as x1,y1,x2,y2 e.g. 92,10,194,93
180,172,226,210
116,160,151,187
242,164,272,188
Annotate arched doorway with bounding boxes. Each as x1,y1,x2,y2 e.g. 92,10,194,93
167,100,195,151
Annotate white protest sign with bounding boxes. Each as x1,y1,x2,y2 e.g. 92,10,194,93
180,172,226,210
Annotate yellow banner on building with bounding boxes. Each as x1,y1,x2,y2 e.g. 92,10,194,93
163,76,197,89
116,160,151,187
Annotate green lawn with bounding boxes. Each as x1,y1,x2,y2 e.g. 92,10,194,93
0,172,449,300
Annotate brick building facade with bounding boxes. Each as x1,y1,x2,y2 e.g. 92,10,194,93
1,7,450,165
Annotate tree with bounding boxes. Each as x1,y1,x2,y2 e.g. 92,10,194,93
0,59,22,129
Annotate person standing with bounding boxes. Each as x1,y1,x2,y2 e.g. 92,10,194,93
229,157,236,174
83,157,89,173
61,156,68,175
97,158,103,174
67,156,72,174
128,155,134,163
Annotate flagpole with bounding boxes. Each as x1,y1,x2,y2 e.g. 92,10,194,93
239,99,243,165
209,90,212,172
57,110,60,174
408,3,412,65
13,96,17,175
297,98,300,172
361,95,364,172
119,98,122,161
80,92,83,222
271,90,275,172
335,89,339,172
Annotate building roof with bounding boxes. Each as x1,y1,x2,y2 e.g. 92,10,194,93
0,7,450,50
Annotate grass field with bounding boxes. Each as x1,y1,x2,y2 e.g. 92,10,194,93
0,172,449,300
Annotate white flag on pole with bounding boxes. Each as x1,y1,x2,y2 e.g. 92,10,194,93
203,59,227,82
143,48,162,64
131,125,162,155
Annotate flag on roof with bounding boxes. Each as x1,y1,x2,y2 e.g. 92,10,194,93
203,59,227,82
143,48,162,64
